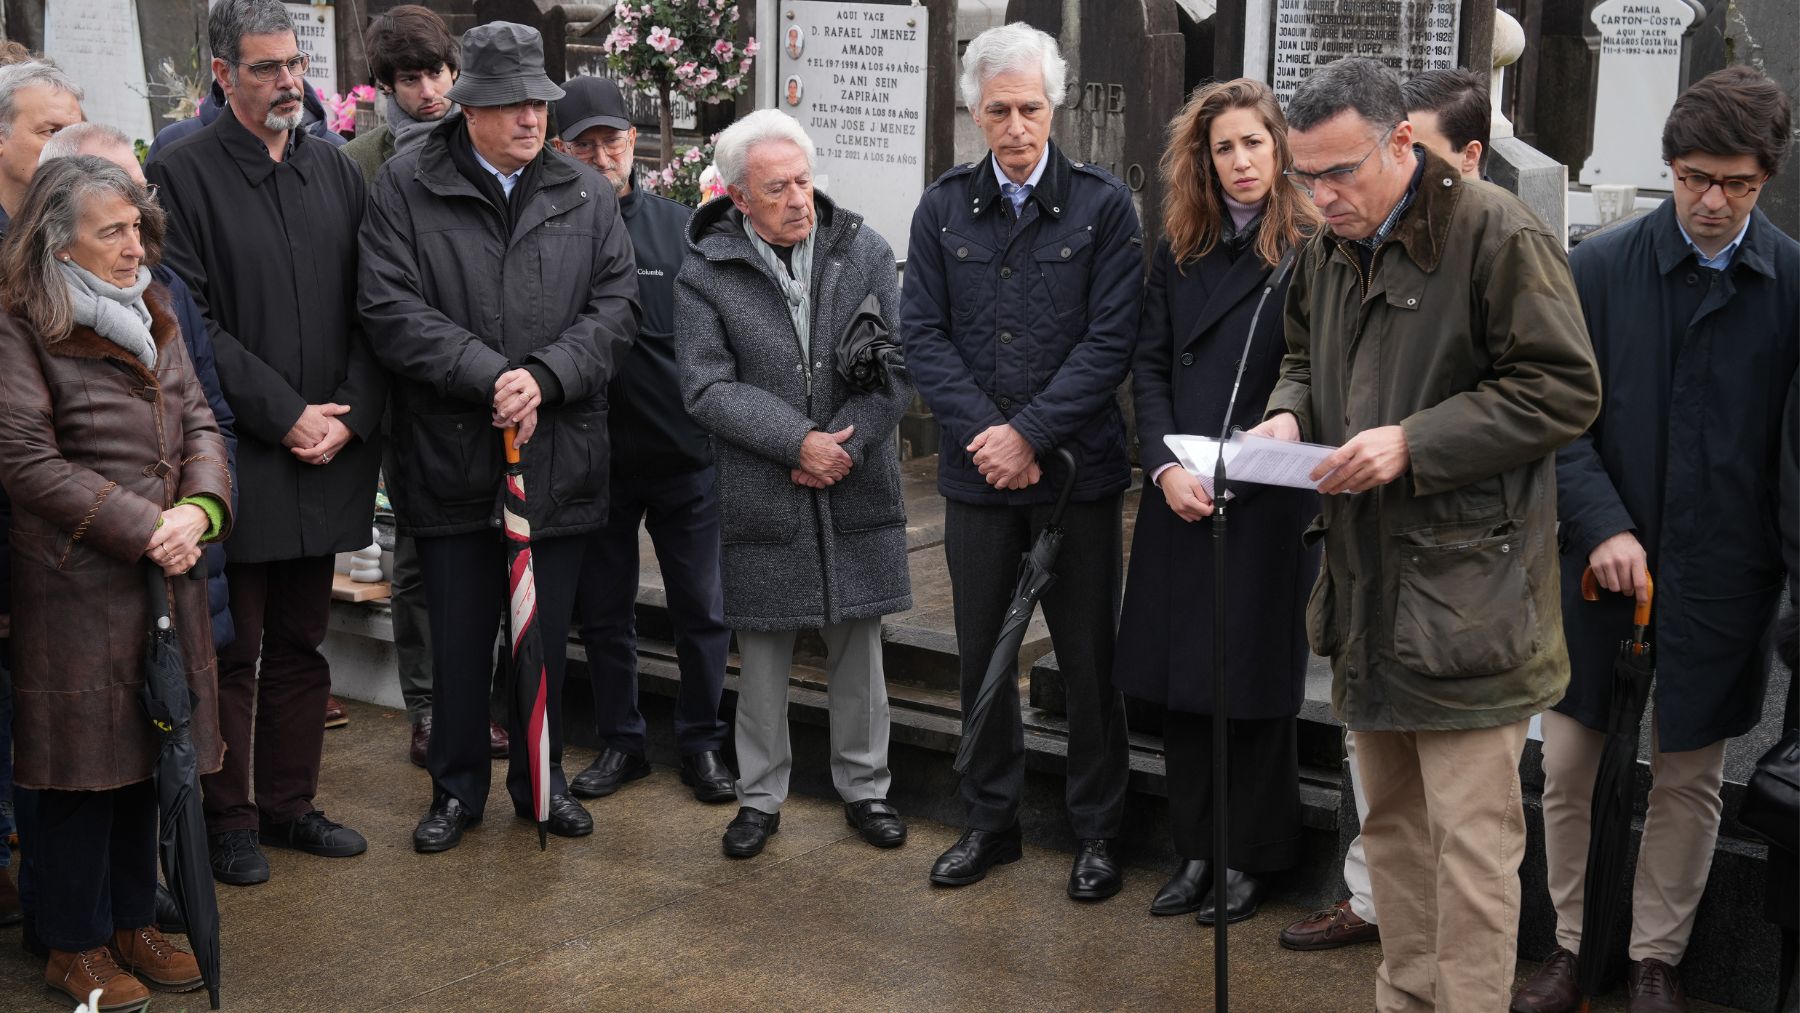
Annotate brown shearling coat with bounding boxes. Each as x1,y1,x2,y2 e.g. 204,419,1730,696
0,284,233,790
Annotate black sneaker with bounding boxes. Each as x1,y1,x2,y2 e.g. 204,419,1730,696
259,810,367,858
208,829,270,886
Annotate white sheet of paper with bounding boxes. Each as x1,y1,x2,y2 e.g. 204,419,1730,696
1163,432,1339,496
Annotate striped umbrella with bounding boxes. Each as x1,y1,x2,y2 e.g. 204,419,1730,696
502,426,550,850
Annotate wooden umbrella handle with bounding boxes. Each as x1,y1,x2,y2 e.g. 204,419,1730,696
1579,566,1655,625
503,425,521,465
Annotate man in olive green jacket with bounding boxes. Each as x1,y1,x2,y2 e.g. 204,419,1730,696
1253,58,1600,1011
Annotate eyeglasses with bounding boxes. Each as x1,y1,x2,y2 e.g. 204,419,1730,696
1674,171,1763,199
571,134,633,157
143,183,159,202
1284,128,1393,197
233,54,309,84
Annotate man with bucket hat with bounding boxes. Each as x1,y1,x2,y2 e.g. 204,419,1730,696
358,21,641,854
552,76,736,806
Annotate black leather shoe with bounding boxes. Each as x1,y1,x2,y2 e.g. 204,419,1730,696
722,807,780,858
413,793,480,854
1150,859,1212,916
844,799,907,848
1068,838,1123,901
153,882,186,935
261,810,367,858
515,794,593,838
208,829,270,886
680,750,737,804
1195,868,1266,925
569,748,652,799
929,825,1022,887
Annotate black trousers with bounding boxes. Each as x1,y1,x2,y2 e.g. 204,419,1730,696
1162,711,1302,872
577,466,730,756
944,495,1129,838
32,781,157,952
416,530,584,818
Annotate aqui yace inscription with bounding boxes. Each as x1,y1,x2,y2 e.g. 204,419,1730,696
779,1,930,262
1271,0,1460,103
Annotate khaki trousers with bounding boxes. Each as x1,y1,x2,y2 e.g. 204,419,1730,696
1356,720,1530,1012
1539,708,1727,964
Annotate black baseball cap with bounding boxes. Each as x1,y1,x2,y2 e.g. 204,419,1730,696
555,76,632,141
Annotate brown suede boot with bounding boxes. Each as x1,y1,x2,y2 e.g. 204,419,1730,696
45,947,151,1012
111,925,203,991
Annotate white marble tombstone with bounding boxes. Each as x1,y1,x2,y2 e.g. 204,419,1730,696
45,0,157,143
1578,0,1702,190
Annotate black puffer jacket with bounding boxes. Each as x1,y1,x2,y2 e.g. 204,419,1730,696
358,119,640,538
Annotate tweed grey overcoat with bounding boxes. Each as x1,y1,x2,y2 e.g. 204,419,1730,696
675,193,913,632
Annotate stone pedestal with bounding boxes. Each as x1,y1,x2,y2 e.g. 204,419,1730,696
1488,136,1567,244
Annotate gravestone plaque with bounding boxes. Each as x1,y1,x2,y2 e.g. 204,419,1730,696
1270,0,1460,102
1005,0,1184,256
1577,0,1700,190
284,2,340,97
778,1,930,262
44,0,156,143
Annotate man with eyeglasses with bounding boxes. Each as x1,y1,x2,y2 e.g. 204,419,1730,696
550,76,736,805
147,0,386,888
1249,57,1600,1010
1513,66,1798,1013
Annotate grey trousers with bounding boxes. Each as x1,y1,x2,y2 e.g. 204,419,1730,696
733,618,892,813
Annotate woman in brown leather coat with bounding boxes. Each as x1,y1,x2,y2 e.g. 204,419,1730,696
0,155,232,1010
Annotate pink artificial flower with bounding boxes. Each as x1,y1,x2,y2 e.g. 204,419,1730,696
613,2,633,21
646,26,682,54
711,39,734,60
684,146,702,164
722,76,741,92
694,66,718,88
673,60,697,80
743,36,760,58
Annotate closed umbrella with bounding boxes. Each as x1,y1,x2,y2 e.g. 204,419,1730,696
1575,567,1656,1004
140,564,222,1009
501,426,552,850
953,448,1079,774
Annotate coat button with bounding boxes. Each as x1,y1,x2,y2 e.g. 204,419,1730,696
1051,206,1061,214
1442,178,1453,187
1000,266,1012,279
957,246,969,259
1180,353,1194,366
1061,247,1072,258
1406,297,1417,306
1500,543,1510,553
999,397,1011,409
1347,665,1358,680
1000,331,1014,343
1685,272,1699,286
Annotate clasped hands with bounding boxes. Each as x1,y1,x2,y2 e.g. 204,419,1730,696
968,423,1039,491
284,403,353,465
491,368,542,444
1248,413,1410,495
145,503,208,575
793,425,857,488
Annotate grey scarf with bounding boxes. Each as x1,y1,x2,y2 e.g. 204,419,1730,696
60,260,155,368
380,90,459,157
743,217,815,358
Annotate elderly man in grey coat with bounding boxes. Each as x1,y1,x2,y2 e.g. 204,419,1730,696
676,109,914,859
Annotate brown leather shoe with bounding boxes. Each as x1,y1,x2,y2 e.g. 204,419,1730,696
409,715,432,768
488,720,510,758
324,696,349,729
111,926,202,991
1627,958,1689,1013
1511,946,1581,1012
45,947,151,1011
1278,899,1379,950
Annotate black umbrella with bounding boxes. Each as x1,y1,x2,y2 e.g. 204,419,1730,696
141,563,222,1009
953,447,1079,773
1575,567,1656,1001
835,292,904,395
501,426,552,850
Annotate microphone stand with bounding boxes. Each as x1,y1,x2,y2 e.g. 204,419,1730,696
1209,246,1297,1012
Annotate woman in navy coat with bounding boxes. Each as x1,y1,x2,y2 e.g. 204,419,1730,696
1114,79,1320,926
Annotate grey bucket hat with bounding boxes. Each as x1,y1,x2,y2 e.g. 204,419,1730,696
445,22,566,107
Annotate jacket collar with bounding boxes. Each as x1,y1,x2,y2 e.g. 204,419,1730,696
215,105,307,186
968,141,1072,221
1350,145,1459,276
47,283,180,384
1648,199,1780,280
416,117,579,205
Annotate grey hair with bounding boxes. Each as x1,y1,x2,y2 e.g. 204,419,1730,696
0,61,83,139
0,155,164,342
1286,57,1407,135
959,22,1067,110
39,121,133,164
713,109,815,188
209,0,296,68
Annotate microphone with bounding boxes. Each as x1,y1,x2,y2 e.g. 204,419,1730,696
1218,245,1300,441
